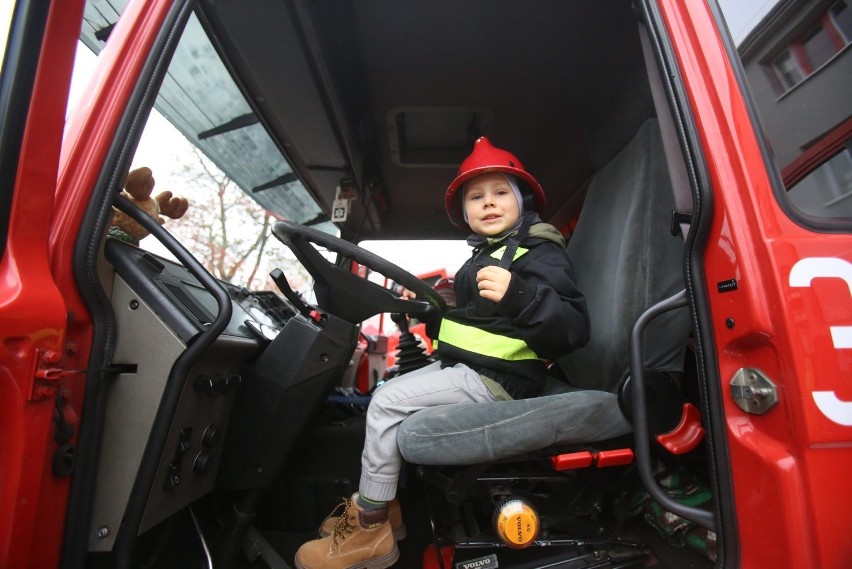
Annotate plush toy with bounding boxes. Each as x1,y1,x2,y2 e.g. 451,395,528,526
109,167,189,244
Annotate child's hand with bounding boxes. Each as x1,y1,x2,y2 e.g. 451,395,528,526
476,266,512,303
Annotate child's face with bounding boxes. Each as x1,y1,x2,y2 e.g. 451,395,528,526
463,172,521,236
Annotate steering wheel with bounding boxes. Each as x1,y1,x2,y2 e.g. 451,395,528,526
272,220,447,324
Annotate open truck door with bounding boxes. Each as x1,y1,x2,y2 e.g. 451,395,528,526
1,2,88,568
0,2,188,567
660,2,852,565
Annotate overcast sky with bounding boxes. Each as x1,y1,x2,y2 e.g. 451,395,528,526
1,1,11,58
718,0,780,44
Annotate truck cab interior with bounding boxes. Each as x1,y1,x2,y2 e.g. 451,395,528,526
57,0,728,567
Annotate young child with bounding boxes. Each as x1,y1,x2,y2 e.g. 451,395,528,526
294,137,590,569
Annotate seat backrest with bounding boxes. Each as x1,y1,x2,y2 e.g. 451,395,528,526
555,92,689,393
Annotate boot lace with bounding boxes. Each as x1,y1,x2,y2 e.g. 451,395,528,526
316,496,350,539
330,500,357,548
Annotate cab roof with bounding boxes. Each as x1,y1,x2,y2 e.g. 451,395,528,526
83,0,642,240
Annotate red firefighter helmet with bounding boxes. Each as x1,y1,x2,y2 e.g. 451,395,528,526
445,137,546,225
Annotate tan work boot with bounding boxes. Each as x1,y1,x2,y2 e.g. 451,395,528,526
295,495,399,569
319,497,406,540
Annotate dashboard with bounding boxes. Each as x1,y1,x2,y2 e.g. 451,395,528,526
90,239,307,551
105,238,297,343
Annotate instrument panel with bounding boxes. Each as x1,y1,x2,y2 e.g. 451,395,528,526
91,239,301,551
105,239,297,343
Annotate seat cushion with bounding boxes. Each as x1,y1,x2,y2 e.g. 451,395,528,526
397,390,631,465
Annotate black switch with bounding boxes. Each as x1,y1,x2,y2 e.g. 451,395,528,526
176,427,192,457
164,463,182,490
226,373,242,391
193,452,213,474
194,374,217,395
201,425,220,447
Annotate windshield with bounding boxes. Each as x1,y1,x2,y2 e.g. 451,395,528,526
72,3,481,298
359,240,470,278
68,5,341,294
79,3,331,230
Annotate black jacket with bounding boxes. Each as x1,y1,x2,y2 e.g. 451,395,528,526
433,223,590,398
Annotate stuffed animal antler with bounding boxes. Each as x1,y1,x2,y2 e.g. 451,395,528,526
110,167,189,243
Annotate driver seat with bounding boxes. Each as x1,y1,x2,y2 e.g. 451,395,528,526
396,75,691,475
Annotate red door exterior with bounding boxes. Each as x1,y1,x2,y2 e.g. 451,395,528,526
1,2,86,567
0,1,176,567
659,0,852,566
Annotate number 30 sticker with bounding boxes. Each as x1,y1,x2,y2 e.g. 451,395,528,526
790,257,852,426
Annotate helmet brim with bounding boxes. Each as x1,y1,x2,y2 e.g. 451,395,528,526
445,166,545,226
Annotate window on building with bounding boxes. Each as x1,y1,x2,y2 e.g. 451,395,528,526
767,0,851,94
720,0,852,225
781,117,852,220
801,22,836,70
788,140,852,217
831,0,852,41
771,50,804,90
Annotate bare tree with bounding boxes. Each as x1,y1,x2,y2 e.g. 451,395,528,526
168,147,311,291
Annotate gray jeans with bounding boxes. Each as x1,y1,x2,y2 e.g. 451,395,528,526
359,361,498,502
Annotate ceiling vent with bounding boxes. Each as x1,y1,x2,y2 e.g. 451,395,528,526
387,107,494,167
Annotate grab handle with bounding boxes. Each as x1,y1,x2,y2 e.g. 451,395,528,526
629,289,715,530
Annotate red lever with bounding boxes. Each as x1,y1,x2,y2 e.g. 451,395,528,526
595,448,634,467
551,451,594,471
656,402,704,454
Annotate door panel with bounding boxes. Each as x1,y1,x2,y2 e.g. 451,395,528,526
0,1,87,568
